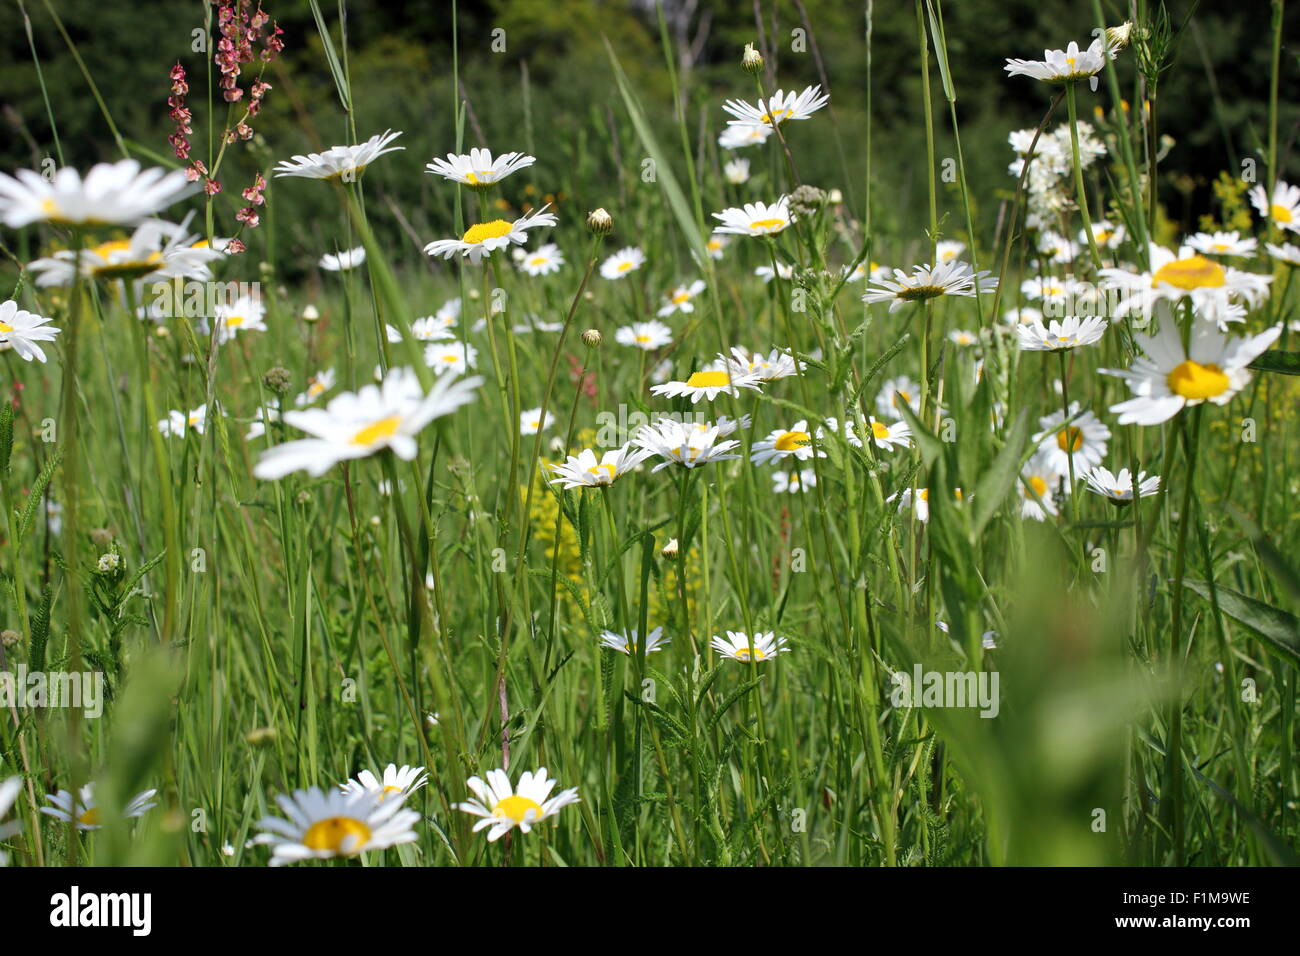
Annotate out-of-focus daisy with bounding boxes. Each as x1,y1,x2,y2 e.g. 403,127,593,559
875,376,923,419
1186,231,1257,258
722,85,829,128
425,148,535,188
158,404,208,438
723,158,751,185
28,218,221,286
712,197,793,238
1082,220,1126,249
0,159,192,228
456,767,579,842
650,368,761,403
1020,452,1063,521
425,205,557,265
273,130,404,180
1265,242,1300,267
547,444,650,489
705,235,731,260
425,341,478,375
518,242,564,276
320,247,366,271
863,260,996,313
1019,275,1076,304
1037,231,1079,265
253,367,482,479
599,627,669,655
710,631,789,662
0,301,60,363
246,400,281,441
718,122,773,150
1249,181,1300,234
755,262,794,283
1033,402,1110,476
519,407,555,435
252,786,419,865
1083,465,1161,503
864,417,911,451
634,419,742,471
0,777,21,866
935,240,966,264
722,346,801,382
295,368,337,407
751,420,822,466
599,246,646,280
1004,37,1113,90
340,764,428,802
214,293,266,344
616,320,673,351
1003,306,1044,326
40,784,157,830
657,279,706,317
888,486,965,523
948,329,979,348
1102,321,1280,425
1015,314,1107,351
772,468,816,493
1100,244,1272,325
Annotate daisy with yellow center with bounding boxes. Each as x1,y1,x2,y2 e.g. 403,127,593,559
634,419,743,472
547,443,651,489
751,420,824,466
253,367,482,480
518,241,565,276
340,764,429,802
599,626,670,656
457,768,580,842
651,367,763,403
1102,320,1281,426
253,786,420,866
0,158,193,228
657,279,706,316
1015,314,1107,352
426,147,536,189
0,300,60,363
424,204,558,264
710,631,790,663
1004,37,1115,90
864,259,997,313
424,341,478,376
1032,402,1110,477
599,246,646,280
1100,244,1272,326
1187,231,1257,258
214,293,267,345
723,346,801,382
722,85,829,129
712,197,794,238
615,320,673,351
273,130,405,181
1020,452,1064,521
40,784,157,831
1083,465,1161,504
875,376,924,420
1249,181,1300,234
772,468,817,494
295,368,337,407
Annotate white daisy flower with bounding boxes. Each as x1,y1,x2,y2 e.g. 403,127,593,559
1249,181,1300,234
252,786,419,865
888,486,965,523
755,262,794,282
1004,37,1114,91
615,320,673,351
0,776,19,866
547,443,651,489
245,400,281,441
863,260,997,313
519,407,555,435
599,246,646,280
1003,306,1044,326
214,293,267,344
425,341,478,375
340,764,428,802
657,279,706,316
1102,321,1281,426
1265,241,1300,267
710,630,789,662
723,158,751,185
252,367,482,479
718,122,773,150
634,419,742,471
723,346,801,382
518,242,565,276
722,85,830,128
456,767,580,842
1186,231,1257,258
1019,275,1077,304
875,376,923,419
1082,220,1126,249
158,404,209,437
863,417,912,451
273,130,405,180
28,218,222,286
295,368,337,407
948,328,980,348
425,147,536,188
40,783,157,830
1033,402,1110,476
751,420,823,466
1020,452,1064,521
712,197,793,237
319,246,367,271
1037,231,1080,264
0,300,60,363
424,205,557,265
935,239,966,264
1015,314,1107,351
0,159,193,228
1100,244,1272,326
1083,465,1161,503
650,368,762,403
599,627,669,655
772,468,816,493
705,235,731,259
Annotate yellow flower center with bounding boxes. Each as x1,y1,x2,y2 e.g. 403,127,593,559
351,415,402,446
462,220,514,244
1166,360,1230,400
527,256,547,267
0,321,12,333
749,218,785,231
671,291,691,304
1272,204,1294,224
616,260,635,273
493,795,543,823
40,197,59,215
759,108,794,125
1056,426,1084,452
78,807,101,826
225,315,245,328
303,816,372,853
1151,255,1225,291
635,334,652,343
892,390,911,407
871,421,891,440
1028,475,1049,498
686,370,730,388
774,430,811,451
586,463,616,479
378,785,403,801
734,646,767,661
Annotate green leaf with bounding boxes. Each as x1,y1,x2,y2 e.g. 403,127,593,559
972,408,1030,538
1183,579,1300,667
1248,350,1300,375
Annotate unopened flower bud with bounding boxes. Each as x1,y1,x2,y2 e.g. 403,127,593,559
301,304,320,323
581,329,602,348
742,43,764,74
662,537,680,560
587,207,613,235
263,366,292,395
0,629,20,648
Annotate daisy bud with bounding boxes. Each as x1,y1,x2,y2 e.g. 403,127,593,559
0,629,20,648
742,42,764,74
1106,21,1133,52
154,325,170,339
262,366,292,395
587,207,613,235
662,537,680,560
581,328,602,348
301,304,320,322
